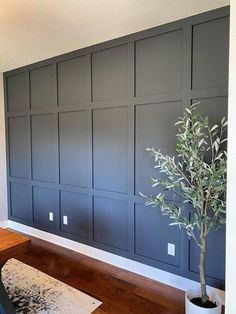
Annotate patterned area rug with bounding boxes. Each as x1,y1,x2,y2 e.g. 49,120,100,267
1,258,102,314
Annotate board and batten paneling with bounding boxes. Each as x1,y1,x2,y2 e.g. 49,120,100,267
93,196,128,251
10,182,32,222
135,203,181,267
135,29,183,96
91,45,128,102
4,6,229,289
33,186,59,230
57,56,87,106
192,17,229,90
8,116,30,179
7,72,29,112
30,65,57,109
59,110,88,187
135,101,182,198
60,190,89,239
31,114,57,183
93,106,128,193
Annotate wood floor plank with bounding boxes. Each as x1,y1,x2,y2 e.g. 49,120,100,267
0,228,30,264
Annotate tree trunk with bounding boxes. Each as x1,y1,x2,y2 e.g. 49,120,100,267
199,235,208,304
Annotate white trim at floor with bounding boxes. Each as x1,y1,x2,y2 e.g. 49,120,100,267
7,219,225,303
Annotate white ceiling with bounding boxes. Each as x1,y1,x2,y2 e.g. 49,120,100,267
0,0,229,72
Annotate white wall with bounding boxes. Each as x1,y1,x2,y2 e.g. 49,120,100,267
0,0,229,72
0,73,8,226
225,0,236,312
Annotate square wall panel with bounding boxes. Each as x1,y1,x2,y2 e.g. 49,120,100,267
10,182,32,221
61,191,89,239
93,107,128,193
7,72,29,112
135,101,182,197
31,114,57,183
59,111,88,187
135,29,183,97
30,65,57,109
93,197,128,250
192,17,229,90
33,186,59,230
58,56,87,106
92,45,128,101
135,203,180,266
8,116,30,179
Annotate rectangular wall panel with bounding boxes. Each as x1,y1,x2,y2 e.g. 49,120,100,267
135,29,183,97
59,111,88,187
7,72,29,112
33,186,59,230
135,101,182,197
135,203,180,267
58,56,87,106
31,114,57,183
192,17,229,90
92,45,128,102
8,116,30,179
93,107,128,193
30,65,57,109
10,182,32,221
60,191,89,239
93,197,128,251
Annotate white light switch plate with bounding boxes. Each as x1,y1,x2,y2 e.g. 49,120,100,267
49,212,54,221
63,215,68,225
168,243,175,256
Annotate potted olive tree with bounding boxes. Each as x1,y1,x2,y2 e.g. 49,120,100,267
140,104,227,314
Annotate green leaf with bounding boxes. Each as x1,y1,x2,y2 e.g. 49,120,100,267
210,125,218,132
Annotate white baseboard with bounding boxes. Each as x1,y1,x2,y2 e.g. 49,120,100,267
7,220,225,303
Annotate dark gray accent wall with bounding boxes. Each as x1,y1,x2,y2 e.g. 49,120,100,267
4,6,229,289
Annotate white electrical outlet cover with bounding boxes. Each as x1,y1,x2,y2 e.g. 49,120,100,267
49,212,54,221
168,243,175,256
63,215,68,225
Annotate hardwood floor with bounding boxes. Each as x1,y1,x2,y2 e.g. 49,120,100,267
0,228,30,264
2,231,186,313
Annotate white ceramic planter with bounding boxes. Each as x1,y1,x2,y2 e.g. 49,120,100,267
185,288,222,314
